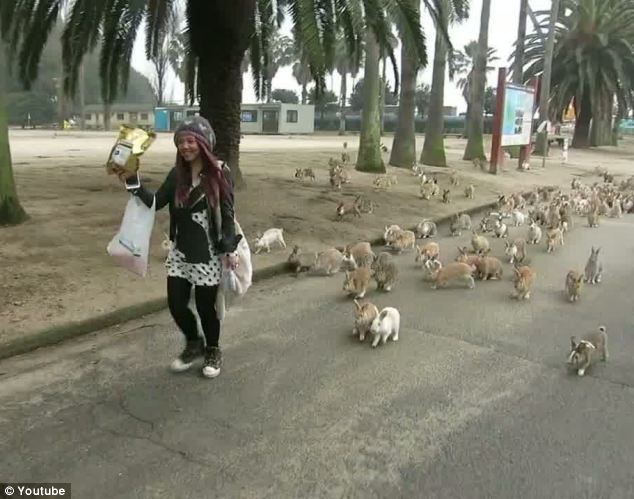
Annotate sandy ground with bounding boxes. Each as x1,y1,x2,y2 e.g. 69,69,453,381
1,129,632,346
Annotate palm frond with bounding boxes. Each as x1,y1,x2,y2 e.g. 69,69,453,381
145,0,175,60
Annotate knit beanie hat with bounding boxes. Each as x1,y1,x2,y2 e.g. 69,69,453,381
173,115,216,151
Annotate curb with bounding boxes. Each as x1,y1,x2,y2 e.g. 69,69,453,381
0,200,502,361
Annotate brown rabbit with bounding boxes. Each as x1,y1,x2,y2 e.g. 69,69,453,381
287,245,317,276
567,326,608,376
431,262,476,290
475,256,504,281
455,246,480,267
336,197,361,221
415,242,440,264
343,267,372,298
312,248,344,275
471,231,490,255
343,242,375,268
371,252,399,292
512,266,536,300
387,230,416,253
504,238,526,265
587,209,600,228
565,270,584,302
546,227,564,253
442,189,451,203
352,299,380,342
465,184,475,199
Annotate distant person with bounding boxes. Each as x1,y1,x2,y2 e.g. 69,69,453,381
120,116,241,379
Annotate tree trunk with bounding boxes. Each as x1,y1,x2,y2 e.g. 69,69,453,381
79,62,86,131
612,103,624,146
356,30,385,173
508,0,529,159
188,0,256,189
463,0,492,161
421,13,448,167
0,46,28,226
103,102,111,131
572,91,592,149
301,84,307,104
338,72,347,135
390,16,418,168
379,58,386,136
534,0,560,156
591,92,613,146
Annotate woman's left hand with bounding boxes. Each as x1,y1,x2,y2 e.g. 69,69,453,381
223,253,239,270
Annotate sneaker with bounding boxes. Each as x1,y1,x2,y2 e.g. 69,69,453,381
170,338,204,372
202,346,222,378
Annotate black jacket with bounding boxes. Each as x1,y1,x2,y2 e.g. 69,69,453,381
133,165,241,257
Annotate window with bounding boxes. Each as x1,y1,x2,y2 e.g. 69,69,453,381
186,110,198,117
286,110,298,123
241,110,258,123
140,113,149,121
116,113,125,121
129,112,138,121
84,113,92,120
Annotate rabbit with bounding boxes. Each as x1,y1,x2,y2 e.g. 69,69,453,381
471,231,490,255
571,177,582,190
465,184,475,199
587,209,600,228
336,197,362,220
161,231,172,252
546,227,564,253
422,257,442,281
415,219,437,239
475,256,504,281
584,246,603,284
343,266,372,299
342,242,375,269
450,170,460,186
512,265,536,300
415,242,440,264
384,224,402,244
458,213,472,231
568,326,608,376
254,228,286,254
287,245,317,276
313,248,344,276
504,238,526,265
371,252,399,292
527,219,542,244
472,158,486,171
387,230,416,254
369,307,401,348
442,189,451,204
565,270,584,302
449,214,462,236
431,262,476,290
511,192,526,211
455,246,480,267
511,209,526,227
295,168,315,180
493,217,509,238
352,299,380,342
420,181,435,200
610,200,623,218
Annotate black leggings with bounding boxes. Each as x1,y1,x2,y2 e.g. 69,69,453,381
167,276,221,347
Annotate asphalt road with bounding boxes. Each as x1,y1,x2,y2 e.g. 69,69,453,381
2,215,634,499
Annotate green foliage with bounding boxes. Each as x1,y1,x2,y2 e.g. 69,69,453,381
484,86,495,115
349,78,398,111
271,88,299,104
415,83,431,117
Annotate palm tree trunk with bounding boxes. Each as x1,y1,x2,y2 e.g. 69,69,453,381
103,102,111,131
534,0,560,156
356,30,385,173
188,0,255,189
572,91,592,148
421,14,448,167
591,92,613,147
390,17,418,168
463,0,492,161
0,46,28,225
301,84,307,104
508,0,529,159
380,58,386,135
338,72,347,135
79,62,86,131
612,102,624,146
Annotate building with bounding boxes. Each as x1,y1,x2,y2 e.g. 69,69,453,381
83,104,155,130
154,103,315,134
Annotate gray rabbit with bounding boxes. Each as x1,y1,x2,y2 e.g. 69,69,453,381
584,246,603,284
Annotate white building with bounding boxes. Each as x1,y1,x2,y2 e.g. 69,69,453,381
83,104,155,130
239,103,315,134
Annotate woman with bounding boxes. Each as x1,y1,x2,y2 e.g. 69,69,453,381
122,116,241,379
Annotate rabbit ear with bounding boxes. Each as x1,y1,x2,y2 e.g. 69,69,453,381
570,336,579,349
379,310,388,320
353,299,361,310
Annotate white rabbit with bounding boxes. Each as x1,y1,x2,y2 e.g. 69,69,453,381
254,228,286,254
369,307,401,348
511,210,526,226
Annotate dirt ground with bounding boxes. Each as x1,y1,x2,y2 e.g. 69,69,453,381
2,129,632,346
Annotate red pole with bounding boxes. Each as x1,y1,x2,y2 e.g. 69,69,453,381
518,76,539,169
489,67,507,174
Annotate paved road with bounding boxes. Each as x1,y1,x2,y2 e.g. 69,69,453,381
2,216,634,498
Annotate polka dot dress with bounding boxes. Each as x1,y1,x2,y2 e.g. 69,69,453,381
166,209,222,286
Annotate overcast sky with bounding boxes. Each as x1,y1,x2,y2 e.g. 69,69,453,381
131,0,552,112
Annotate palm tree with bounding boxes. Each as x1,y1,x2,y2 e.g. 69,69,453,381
261,34,295,103
292,55,312,105
454,41,497,107
0,44,27,225
522,0,634,149
463,0,492,161
378,31,398,136
334,36,363,135
420,0,469,167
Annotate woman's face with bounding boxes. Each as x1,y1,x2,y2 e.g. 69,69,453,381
177,134,200,163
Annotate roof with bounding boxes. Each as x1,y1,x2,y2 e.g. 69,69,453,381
84,103,155,113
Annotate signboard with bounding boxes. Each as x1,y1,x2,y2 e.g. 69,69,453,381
501,84,536,146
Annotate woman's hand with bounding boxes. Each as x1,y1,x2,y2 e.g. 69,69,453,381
222,253,239,270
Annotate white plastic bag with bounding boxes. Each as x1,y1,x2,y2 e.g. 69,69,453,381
216,220,252,320
107,194,156,277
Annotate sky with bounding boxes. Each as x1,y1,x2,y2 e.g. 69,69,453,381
131,0,552,112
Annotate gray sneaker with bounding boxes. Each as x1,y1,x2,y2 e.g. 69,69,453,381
202,346,222,378
170,338,204,372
